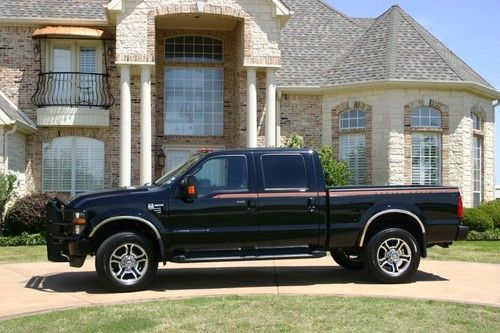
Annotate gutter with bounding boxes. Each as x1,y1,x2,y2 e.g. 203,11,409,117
4,124,17,171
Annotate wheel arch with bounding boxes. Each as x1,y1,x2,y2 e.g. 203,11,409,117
88,216,165,262
358,209,427,256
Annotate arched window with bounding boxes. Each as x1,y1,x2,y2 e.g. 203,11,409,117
42,136,104,195
164,35,224,136
411,107,441,128
410,107,442,185
471,112,483,206
339,109,366,185
471,112,482,131
165,35,223,63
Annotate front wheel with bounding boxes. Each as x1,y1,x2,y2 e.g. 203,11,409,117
95,232,158,292
331,250,364,270
364,228,420,283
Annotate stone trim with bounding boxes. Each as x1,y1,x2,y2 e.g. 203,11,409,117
404,99,450,185
332,101,373,184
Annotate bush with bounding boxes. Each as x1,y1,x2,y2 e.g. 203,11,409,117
0,173,17,222
2,193,69,236
283,134,304,148
0,232,46,246
466,229,500,241
478,201,500,229
317,146,351,186
462,208,494,232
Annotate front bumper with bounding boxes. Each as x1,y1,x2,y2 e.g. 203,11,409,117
46,199,89,267
455,225,469,241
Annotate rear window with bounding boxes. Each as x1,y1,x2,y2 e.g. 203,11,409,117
261,154,308,190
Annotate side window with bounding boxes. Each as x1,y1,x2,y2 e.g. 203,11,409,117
194,155,248,196
261,154,308,190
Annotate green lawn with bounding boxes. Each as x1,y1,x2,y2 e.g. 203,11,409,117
426,241,500,264
0,241,499,265
0,296,498,332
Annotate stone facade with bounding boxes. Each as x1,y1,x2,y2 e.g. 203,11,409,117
321,88,495,207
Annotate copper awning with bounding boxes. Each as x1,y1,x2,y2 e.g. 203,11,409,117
32,26,113,40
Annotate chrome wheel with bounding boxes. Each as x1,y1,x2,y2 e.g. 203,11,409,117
109,243,149,285
376,237,412,276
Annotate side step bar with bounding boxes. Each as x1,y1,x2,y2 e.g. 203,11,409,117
170,248,327,263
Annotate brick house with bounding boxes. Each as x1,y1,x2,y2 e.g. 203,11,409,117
0,0,498,207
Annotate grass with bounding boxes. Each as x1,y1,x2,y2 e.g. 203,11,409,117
0,241,498,265
0,296,498,332
0,245,46,264
426,241,500,264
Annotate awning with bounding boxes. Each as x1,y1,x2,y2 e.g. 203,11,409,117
32,26,113,40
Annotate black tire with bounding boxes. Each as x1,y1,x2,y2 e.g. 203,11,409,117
331,250,364,270
364,228,420,283
95,232,158,292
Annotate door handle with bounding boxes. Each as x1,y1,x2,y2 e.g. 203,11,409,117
307,197,317,213
247,199,257,212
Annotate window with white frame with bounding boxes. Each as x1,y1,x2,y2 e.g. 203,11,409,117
339,109,367,185
472,136,482,206
411,107,442,185
164,67,223,136
42,136,104,195
165,35,223,63
472,112,481,131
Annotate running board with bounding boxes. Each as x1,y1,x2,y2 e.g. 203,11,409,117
170,248,327,263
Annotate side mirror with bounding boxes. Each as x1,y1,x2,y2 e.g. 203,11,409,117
180,175,198,200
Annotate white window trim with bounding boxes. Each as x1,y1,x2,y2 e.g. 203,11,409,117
46,39,103,73
339,109,366,130
472,135,482,206
339,133,367,185
164,35,224,64
411,133,442,186
410,107,441,129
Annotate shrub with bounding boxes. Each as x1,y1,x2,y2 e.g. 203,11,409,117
317,146,351,186
478,201,500,229
462,208,494,232
0,173,17,222
283,134,304,148
466,229,500,241
0,232,46,246
2,193,70,236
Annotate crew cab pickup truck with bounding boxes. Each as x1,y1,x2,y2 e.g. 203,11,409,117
46,148,468,292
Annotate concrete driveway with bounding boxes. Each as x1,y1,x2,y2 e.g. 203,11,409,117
0,257,499,319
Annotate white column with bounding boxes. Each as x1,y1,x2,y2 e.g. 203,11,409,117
276,92,281,147
140,65,152,185
246,67,258,148
265,68,276,147
119,64,132,187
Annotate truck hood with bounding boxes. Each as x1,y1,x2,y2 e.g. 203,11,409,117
67,187,151,210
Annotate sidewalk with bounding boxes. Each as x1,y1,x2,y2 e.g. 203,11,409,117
0,257,499,319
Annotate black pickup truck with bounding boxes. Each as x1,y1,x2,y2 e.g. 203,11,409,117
46,148,468,292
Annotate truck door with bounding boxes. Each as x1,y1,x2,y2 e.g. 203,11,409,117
256,152,321,248
167,153,259,251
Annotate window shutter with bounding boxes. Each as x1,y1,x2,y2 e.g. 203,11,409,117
339,133,366,185
411,133,441,185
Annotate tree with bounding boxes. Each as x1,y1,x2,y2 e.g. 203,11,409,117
0,173,17,223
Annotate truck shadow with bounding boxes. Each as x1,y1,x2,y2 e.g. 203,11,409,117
25,266,448,294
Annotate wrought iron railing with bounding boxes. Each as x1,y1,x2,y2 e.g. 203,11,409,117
32,72,114,108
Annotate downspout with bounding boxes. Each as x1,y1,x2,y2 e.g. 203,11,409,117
4,124,17,171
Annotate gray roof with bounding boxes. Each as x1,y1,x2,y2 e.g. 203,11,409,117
0,91,36,129
0,0,108,20
322,5,492,88
278,0,370,86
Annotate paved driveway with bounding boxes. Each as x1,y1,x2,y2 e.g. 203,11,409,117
0,257,499,319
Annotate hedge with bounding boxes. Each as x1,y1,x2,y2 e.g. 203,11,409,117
462,208,494,232
0,232,45,246
478,201,500,229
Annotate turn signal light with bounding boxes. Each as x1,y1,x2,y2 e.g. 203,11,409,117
72,212,87,225
188,185,196,195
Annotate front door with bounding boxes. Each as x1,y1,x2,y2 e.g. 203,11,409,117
256,152,321,248
167,153,258,251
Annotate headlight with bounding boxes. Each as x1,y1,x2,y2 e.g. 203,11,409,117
72,212,86,235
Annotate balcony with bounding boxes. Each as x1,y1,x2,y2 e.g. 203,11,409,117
32,72,114,127
32,72,114,108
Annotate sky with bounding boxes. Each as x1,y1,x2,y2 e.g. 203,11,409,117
325,0,500,184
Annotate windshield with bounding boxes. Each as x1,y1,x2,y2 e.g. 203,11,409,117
154,154,204,186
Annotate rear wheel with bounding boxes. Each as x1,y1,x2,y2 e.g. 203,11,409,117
364,228,420,283
95,232,158,292
331,250,364,270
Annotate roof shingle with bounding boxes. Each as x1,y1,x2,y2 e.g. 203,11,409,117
0,0,108,21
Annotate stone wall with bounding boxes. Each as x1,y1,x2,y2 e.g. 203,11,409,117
321,88,495,207
116,0,282,66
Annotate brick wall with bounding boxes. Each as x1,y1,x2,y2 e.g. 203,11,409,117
279,94,322,147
